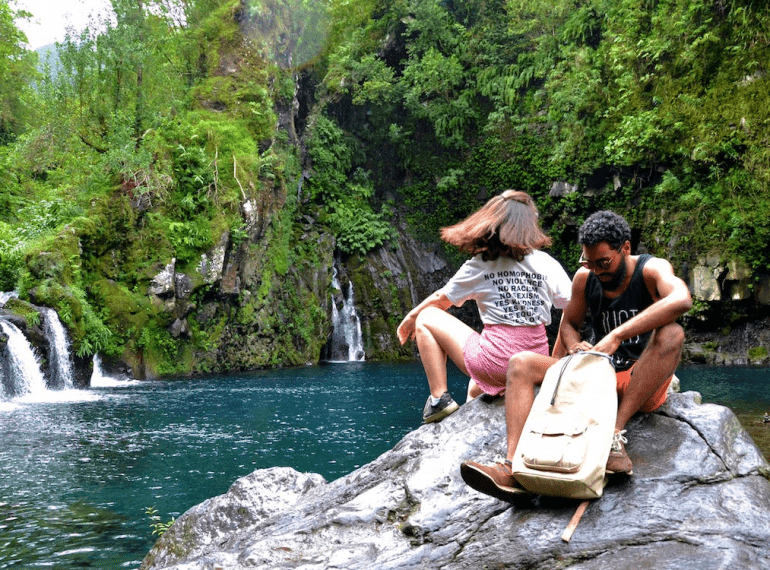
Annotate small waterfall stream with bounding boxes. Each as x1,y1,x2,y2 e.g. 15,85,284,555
0,299,82,400
42,308,75,389
0,319,48,398
324,266,365,362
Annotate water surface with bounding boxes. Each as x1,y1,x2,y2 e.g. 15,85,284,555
0,362,767,569
0,361,468,569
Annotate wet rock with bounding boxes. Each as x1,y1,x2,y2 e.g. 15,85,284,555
549,181,579,197
148,259,176,297
197,232,229,286
141,391,770,570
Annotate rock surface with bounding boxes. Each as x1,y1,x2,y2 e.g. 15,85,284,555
141,392,770,570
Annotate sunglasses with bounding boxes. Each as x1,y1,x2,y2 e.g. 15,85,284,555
578,247,622,271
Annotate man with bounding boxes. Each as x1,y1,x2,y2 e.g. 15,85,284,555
461,210,693,499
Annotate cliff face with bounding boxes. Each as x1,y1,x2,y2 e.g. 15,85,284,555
339,228,455,361
140,391,770,570
343,233,770,366
13,200,770,379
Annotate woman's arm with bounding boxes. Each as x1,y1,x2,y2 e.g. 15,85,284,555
396,291,453,345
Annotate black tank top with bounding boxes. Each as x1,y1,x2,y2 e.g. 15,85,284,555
585,254,654,371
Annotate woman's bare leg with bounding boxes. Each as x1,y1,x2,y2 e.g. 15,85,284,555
414,307,474,397
467,379,483,401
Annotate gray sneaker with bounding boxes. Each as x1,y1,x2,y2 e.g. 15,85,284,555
422,392,459,423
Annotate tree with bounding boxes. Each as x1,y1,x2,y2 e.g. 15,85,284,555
0,1,39,143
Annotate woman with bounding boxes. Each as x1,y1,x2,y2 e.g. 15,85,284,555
397,190,571,423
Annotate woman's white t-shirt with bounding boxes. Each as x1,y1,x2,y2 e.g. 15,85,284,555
441,251,572,327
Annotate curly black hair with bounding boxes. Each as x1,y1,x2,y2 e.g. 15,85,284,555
578,211,631,249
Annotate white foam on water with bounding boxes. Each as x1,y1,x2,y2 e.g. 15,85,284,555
89,355,142,388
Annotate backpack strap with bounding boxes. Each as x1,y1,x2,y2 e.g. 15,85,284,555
561,499,591,542
549,351,614,406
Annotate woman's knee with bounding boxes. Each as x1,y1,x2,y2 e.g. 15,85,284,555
415,306,444,328
414,307,441,336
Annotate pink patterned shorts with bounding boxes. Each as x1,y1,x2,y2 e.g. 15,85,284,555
463,324,549,396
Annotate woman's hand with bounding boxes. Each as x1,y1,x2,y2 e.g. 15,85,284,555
397,313,416,345
396,291,450,345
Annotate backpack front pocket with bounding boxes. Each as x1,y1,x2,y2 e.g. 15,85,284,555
519,418,588,473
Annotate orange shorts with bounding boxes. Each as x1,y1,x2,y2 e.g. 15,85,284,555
616,364,672,413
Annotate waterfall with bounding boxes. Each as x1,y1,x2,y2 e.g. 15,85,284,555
0,320,48,399
42,308,75,389
0,291,18,306
324,267,365,362
91,354,139,387
341,280,365,362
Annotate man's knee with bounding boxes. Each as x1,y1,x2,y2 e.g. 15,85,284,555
506,352,542,388
651,322,685,355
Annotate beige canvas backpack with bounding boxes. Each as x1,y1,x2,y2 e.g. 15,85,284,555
511,351,617,500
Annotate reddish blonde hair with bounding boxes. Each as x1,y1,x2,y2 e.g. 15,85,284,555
440,190,551,261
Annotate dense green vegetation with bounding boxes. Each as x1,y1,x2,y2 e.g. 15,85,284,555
314,0,770,271
1,0,768,373
1,0,326,373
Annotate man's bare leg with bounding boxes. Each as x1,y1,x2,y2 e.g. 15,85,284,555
504,352,557,461
606,322,685,475
616,322,685,431
460,351,555,499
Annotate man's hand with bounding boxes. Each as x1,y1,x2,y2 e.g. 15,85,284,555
591,330,623,356
567,340,594,355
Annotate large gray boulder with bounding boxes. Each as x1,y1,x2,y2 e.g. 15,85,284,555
141,392,770,570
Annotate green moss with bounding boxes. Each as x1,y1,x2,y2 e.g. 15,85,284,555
136,323,190,379
748,346,768,361
3,298,41,327
21,231,81,286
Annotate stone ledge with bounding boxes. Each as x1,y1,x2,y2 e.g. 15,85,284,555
142,391,770,570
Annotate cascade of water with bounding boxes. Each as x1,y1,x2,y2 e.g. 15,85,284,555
341,280,365,361
42,308,75,389
325,267,365,362
0,319,48,398
90,354,139,387
0,291,18,307
91,354,108,384
328,287,343,361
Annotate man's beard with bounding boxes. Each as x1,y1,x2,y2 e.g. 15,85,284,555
599,258,627,291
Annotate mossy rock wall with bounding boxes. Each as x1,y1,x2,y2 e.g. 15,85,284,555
342,229,457,361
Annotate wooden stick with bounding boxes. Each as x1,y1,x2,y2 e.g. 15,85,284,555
561,500,590,542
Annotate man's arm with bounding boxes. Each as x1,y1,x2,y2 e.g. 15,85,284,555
592,257,692,355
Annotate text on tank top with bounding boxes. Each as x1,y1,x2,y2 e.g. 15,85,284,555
585,253,654,371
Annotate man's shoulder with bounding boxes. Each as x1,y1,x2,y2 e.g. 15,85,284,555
638,254,675,276
572,267,594,296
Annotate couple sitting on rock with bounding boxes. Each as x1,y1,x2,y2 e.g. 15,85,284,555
398,194,692,498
